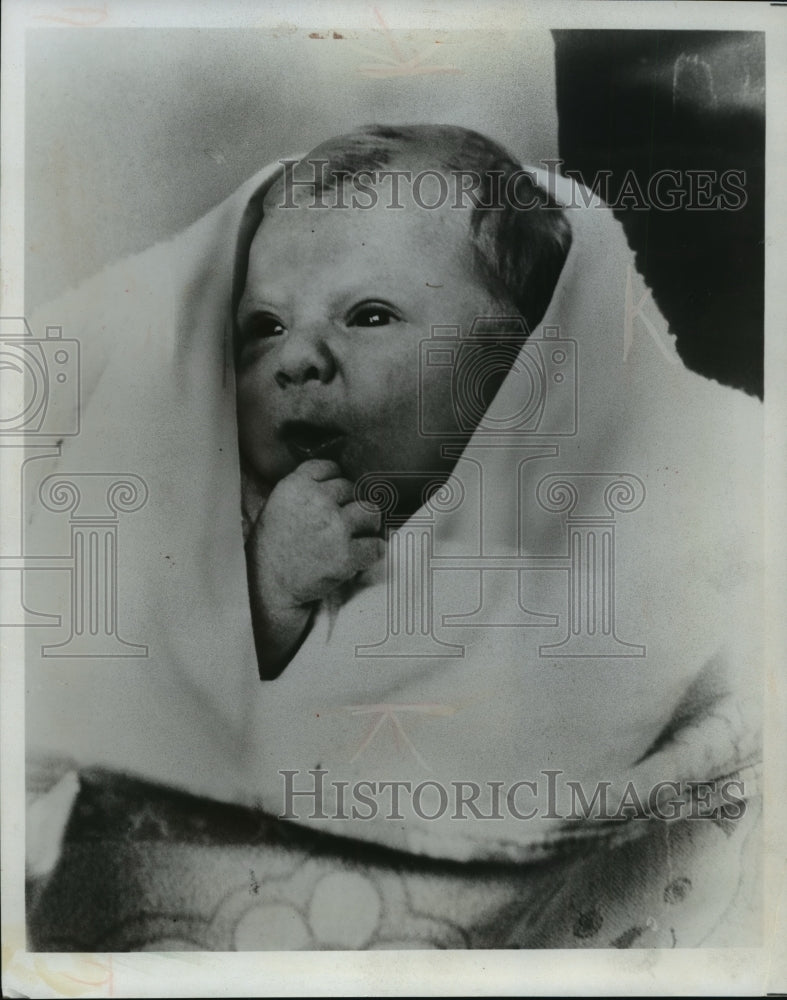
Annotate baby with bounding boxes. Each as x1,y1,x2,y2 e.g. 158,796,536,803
234,125,572,678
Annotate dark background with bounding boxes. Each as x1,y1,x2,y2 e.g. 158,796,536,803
554,30,765,398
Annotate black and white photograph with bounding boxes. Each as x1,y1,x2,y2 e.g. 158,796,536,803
1,0,785,995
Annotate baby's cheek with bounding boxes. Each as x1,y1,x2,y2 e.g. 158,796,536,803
236,377,274,438
236,392,292,484
418,376,459,438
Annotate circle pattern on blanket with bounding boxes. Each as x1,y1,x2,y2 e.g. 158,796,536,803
664,876,693,905
233,903,312,950
308,872,382,948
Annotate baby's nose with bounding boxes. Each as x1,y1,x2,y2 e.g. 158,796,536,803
274,329,336,388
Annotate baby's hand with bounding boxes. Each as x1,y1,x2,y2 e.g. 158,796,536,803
248,459,384,613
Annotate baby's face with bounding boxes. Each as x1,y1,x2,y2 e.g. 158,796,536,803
235,184,500,506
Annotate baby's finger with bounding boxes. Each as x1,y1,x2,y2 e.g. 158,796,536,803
320,477,355,506
341,500,383,537
349,536,387,573
297,459,343,482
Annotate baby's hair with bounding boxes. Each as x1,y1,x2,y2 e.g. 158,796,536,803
264,124,572,335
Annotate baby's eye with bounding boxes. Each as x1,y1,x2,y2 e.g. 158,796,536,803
346,302,400,328
242,312,287,340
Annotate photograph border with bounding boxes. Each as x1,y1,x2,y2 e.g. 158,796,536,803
2,1,786,995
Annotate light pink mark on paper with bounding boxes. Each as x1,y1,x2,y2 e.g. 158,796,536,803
34,3,108,26
344,702,458,768
353,7,461,78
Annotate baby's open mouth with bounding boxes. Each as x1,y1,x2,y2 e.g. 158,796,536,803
279,420,347,464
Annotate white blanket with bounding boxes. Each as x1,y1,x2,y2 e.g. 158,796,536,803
25,159,762,870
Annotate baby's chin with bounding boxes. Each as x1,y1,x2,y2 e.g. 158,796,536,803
242,442,450,511
240,447,297,491
246,445,357,489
